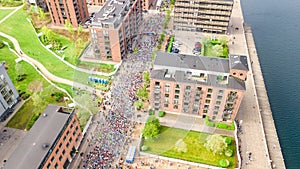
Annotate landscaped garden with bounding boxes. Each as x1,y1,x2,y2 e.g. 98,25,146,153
0,42,71,130
141,117,237,168
201,35,229,58
0,8,105,87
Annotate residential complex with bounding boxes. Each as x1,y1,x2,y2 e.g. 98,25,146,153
45,0,89,27
150,52,248,122
0,63,19,122
89,0,142,62
3,105,82,169
173,0,233,34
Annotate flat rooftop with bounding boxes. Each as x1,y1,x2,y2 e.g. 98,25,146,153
154,51,230,73
3,105,74,169
229,54,249,71
93,0,129,24
151,69,245,90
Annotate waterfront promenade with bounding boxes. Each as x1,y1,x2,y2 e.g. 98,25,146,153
229,0,285,168
245,26,286,169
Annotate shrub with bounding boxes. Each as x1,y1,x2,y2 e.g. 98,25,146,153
141,145,149,151
225,149,233,157
216,122,235,130
26,113,41,130
225,137,232,145
0,40,5,49
205,116,215,127
149,109,155,115
158,110,165,117
219,159,230,168
21,93,31,100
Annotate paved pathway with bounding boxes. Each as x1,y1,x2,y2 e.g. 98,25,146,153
0,5,22,25
245,26,285,169
0,32,102,95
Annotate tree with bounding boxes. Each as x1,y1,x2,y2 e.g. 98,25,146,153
134,101,143,110
204,134,227,155
142,116,161,139
218,35,229,46
202,35,211,45
38,7,46,20
15,63,23,77
137,87,148,101
142,71,150,87
212,44,224,57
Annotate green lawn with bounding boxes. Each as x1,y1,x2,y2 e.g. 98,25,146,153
0,44,69,130
0,8,14,20
0,8,95,84
142,126,237,168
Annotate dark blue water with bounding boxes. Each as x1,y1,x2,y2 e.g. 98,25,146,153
241,0,300,168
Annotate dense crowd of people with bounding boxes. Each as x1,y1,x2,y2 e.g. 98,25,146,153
81,12,164,169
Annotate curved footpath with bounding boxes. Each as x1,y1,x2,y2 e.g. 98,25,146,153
0,32,101,95
245,26,285,169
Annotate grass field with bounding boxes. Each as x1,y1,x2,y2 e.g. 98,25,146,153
0,8,14,20
0,8,97,85
142,126,237,168
0,44,69,130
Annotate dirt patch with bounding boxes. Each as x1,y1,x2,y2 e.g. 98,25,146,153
28,80,43,92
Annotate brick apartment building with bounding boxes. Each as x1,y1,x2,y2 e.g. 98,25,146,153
89,0,142,62
142,0,154,10
173,0,233,34
4,105,82,169
0,62,19,122
150,52,248,122
45,0,89,27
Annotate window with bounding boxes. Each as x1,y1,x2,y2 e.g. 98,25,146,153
173,105,178,109
63,136,66,141
66,143,70,148
59,155,62,161
55,149,59,154
66,130,69,135
213,111,218,115
59,143,62,148
216,101,221,105
218,90,224,95
69,138,73,142
240,73,243,76
62,149,66,155
55,163,58,169
165,83,170,87
214,106,219,110
206,94,211,98
165,94,169,97
174,100,179,104
73,131,76,136
175,90,180,94
174,95,179,99
51,157,55,162
217,96,222,100
203,110,208,113
47,163,51,169
176,84,180,88
186,86,191,90
205,100,210,104
164,104,168,108
204,105,209,109
155,81,160,86
233,72,236,75
75,126,79,131
208,88,213,93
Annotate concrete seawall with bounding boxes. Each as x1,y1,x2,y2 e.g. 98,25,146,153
244,26,286,169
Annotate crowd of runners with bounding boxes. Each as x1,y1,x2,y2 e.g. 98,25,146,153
81,12,165,169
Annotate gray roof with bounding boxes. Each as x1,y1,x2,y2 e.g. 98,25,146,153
154,52,230,73
93,0,128,24
229,54,249,71
151,69,246,90
3,105,74,169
